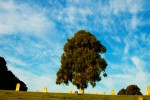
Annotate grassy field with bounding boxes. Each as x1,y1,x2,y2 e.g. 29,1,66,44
0,90,150,100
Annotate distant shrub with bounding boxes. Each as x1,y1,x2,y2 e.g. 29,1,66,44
117,88,126,95
117,85,142,95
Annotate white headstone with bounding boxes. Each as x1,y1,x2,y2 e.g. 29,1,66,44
147,86,150,95
68,90,72,93
138,96,143,100
75,91,78,95
102,92,106,95
80,89,84,94
111,89,115,95
43,87,47,93
95,92,98,94
16,83,20,91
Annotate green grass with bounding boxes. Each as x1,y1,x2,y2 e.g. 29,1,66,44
0,90,150,100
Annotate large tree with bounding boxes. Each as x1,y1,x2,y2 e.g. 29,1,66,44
0,56,27,91
56,30,107,92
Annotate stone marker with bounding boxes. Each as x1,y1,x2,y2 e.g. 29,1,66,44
16,83,20,91
146,91,148,95
111,89,115,95
102,92,106,95
68,90,72,93
80,89,84,94
138,96,143,100
95,92,98,94
75,91,78,95
147,86,150,95
43,87,47,93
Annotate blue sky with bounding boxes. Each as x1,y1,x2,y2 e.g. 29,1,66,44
0,0,150,94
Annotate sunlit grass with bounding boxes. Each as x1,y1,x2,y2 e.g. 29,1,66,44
0,90,149,100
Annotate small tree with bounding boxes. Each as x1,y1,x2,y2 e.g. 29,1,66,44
56,30,107,92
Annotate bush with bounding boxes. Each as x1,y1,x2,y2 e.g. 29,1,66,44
117,85,142,95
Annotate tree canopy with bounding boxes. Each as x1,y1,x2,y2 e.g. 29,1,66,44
56,30,107,90
117,85,142,95
0,56,27,91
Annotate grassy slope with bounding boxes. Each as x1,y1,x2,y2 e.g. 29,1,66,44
0,90,150,100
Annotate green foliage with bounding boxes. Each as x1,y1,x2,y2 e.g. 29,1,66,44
56,30,107,90
117,85,142,95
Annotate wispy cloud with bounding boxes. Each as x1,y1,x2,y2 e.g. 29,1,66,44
7,57,28,67
131,56,145,70
109,0,143,15
0,0,54,35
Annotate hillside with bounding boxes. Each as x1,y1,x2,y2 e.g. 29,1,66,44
0,90,150,100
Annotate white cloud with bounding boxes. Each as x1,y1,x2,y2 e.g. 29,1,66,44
130,15,140,30
108,0,144,32
109,0,143,15
7,57,28,67
0,0,54,35
111,36,121,43
131,56,144,70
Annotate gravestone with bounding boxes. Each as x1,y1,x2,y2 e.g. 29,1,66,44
138,96,143,100
75,91,78,95
68,90,72,93
16,83,20,91
43,87,47,93
111,89,115,95
102,92,106,95
147,86,150,95
80,89,84,94
95,92,98,94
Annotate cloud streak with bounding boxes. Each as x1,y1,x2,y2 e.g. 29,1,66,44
0,0,54,35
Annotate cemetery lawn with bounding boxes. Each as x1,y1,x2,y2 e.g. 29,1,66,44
0,90,150,100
